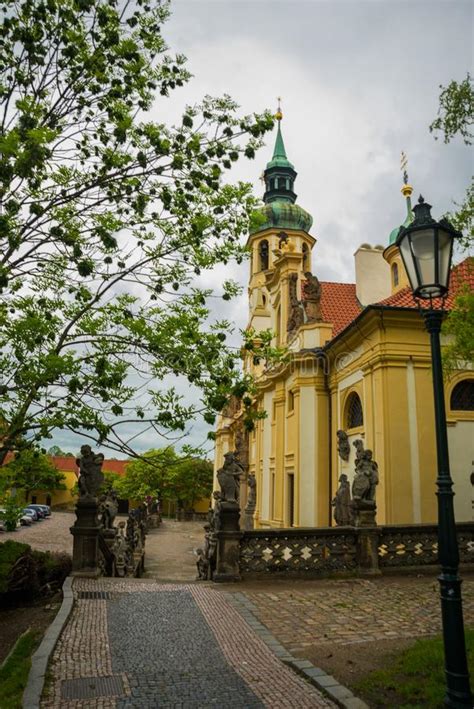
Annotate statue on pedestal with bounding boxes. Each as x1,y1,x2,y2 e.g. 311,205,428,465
350,439,380,527
216,451,244,504
77,445,104,499
302,271,323,322
332,473,353,526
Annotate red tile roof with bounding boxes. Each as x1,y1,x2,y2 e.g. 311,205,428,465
377,257,473,310
50,455,128,476
319,281,362,336
1,453,128,476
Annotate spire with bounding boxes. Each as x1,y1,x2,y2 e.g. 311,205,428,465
400,151,413,224
263,99,297,204
388,151,414,245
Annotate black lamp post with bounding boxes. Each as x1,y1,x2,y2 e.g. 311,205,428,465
397,196,472,708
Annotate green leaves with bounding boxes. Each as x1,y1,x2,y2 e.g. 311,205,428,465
0,0,275,462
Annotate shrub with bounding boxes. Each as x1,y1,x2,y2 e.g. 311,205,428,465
0,541,71,602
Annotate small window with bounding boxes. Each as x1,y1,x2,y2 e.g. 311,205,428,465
450,380,474,411
31,495,37,504
346,392,363,429
259,240,269,271
288,390,295,413
46,495,52,506
392,262,399,287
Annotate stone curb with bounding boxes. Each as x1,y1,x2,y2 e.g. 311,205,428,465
225,592,369,709
22,576,75,709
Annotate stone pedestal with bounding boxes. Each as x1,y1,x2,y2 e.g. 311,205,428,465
243,503,256,531
213,502,242,582
352,501,380,575
70,497,101,577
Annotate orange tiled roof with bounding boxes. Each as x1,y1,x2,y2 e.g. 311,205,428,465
319,281,362,336
1,453,128,476
377,257,473,310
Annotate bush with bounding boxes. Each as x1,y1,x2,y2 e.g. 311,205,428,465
0,540,71,602
0,497,25,531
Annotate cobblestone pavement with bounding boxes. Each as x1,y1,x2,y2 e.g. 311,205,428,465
0,510,74,554
235,574,474,654
42,577,335,709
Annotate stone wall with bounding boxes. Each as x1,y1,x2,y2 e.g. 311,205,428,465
238,522,474,578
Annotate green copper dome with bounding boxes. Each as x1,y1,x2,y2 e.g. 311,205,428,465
250,201,313,235
249,115,313,235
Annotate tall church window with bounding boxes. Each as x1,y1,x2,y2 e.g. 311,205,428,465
450,380,474,411
346,392,363,429
302,243,309,271
259,240,269,271
392,262,399,287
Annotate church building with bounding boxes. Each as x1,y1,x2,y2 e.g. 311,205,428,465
214,112,474,528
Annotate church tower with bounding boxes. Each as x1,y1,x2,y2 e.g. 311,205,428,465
246,106,315,358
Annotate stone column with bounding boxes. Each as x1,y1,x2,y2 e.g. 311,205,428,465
213,502,242,582
70,497,101,577
352,502,380,575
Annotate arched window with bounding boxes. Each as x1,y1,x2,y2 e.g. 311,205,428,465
392,262,399,287
450,380,474,411
346,392,363,428
302,243,309,271
259,239,269,271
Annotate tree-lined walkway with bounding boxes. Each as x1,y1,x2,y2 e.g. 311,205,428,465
42,577,334,709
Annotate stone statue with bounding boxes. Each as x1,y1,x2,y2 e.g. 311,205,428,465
216,451,244,504
234,422,249,471
211,490,222,531
351,440,379,504
112,521,128,577
243,472,257,531
287,272,304,337
336,430,351,462
76,445,104,498
302,271,323,322
98,490,118,529
332,473,353,526
247,473,256,506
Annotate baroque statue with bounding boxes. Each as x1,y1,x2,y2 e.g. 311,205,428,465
216,451,244,504
98,490,118,529
332,473,353,526
351,439,379,504
76,445,105,499
287,272,305,337
336,430,351,462
302,271,323,322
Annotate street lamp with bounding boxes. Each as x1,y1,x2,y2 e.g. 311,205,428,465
397,196,472,708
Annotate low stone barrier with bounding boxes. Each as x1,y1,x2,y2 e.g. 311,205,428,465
238,522,474,578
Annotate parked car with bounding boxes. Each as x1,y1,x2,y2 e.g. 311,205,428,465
26,504,51,518
23,508,39,522
0,519,5,532
20,513,32,526
26,505,46,519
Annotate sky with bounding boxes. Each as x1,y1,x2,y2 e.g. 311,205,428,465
50,0,473,457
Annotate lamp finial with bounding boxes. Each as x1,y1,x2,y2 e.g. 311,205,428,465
275,96,283,122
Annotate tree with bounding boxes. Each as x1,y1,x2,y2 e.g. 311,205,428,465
115,448,178,501
47,446,74,457
1,449,66,502
430,74,474,370
0,0,274,464
167,457,213,508
430,73,473,246
114,447,212,507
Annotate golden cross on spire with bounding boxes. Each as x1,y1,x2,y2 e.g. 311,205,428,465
400,151,409,185
275,96,283,121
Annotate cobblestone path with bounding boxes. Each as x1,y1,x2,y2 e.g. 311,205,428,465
240,575,474,653
42,577,334,709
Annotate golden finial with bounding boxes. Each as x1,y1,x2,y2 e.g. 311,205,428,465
400,151,413,197
275,96,283,121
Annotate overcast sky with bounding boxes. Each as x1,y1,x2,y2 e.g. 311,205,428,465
51,0,473,457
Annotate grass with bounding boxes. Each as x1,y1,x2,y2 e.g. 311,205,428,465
354,628,474,708
0,628,42,709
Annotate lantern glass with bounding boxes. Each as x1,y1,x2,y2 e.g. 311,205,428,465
438,227,454,292
410,228,437,295
398,232,422,294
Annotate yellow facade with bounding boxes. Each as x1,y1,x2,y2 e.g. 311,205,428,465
214,124,474,529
